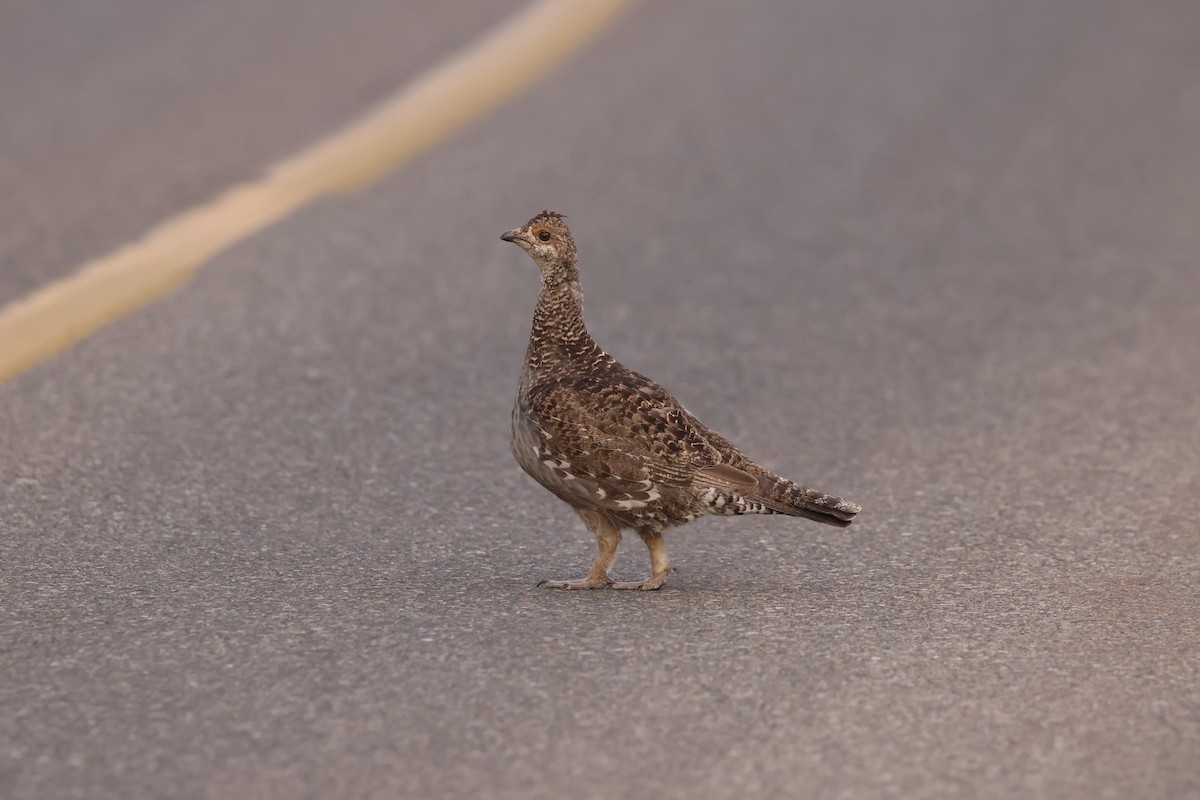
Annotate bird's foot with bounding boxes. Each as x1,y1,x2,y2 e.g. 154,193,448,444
610,568,674,591
536,575,613,590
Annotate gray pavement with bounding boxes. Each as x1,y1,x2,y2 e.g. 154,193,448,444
0,0,524,306
3,1,1199,798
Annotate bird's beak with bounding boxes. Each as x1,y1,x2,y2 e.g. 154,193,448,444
500,229,519,242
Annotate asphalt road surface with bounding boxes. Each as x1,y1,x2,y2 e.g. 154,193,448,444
3,1,1199,798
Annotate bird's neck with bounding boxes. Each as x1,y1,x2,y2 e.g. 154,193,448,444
526,279,602,369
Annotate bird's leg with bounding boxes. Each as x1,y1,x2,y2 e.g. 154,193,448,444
611,529,673,591
538,508,620,590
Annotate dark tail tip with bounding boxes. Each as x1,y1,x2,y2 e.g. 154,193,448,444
758,474,861,527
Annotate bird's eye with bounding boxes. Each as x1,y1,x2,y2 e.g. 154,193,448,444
538,230,551,241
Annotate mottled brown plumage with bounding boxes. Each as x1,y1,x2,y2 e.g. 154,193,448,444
502,211,861,590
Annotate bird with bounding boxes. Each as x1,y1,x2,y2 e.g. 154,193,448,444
501,210,861,590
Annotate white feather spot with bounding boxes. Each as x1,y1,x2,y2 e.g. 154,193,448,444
612,482,660,510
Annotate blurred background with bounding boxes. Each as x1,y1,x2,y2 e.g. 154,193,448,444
2,1,1198,798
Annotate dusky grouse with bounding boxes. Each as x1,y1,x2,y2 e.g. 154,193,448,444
502,210,861,590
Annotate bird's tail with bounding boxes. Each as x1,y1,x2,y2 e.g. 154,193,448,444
756,474,861,527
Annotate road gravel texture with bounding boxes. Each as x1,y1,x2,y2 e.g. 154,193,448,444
2,1,1198,798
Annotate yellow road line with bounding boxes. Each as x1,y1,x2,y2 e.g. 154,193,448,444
0,0,635,385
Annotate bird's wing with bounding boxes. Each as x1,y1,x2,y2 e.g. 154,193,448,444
519,372,750,511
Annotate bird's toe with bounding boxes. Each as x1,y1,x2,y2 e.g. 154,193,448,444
610,570,672,591
537,576,613,590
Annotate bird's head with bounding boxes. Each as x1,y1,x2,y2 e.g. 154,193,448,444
501,210,578,285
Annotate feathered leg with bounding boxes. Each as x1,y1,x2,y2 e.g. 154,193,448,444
538,507,620,589
611,528,673,591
